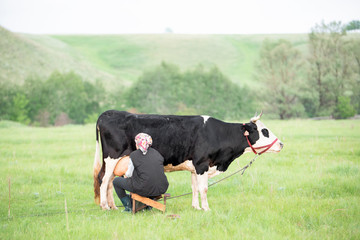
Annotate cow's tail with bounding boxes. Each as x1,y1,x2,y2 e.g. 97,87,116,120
93,125,102,205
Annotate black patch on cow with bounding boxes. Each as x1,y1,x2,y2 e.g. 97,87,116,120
242,122,260,146
261,128,269,138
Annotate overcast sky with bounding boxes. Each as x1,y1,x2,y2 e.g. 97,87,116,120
0,0,359,34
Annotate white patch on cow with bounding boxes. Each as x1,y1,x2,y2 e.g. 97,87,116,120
93,140,102,205
197,172,210,211
201,115,210,124
252,120,283,153
244,146,253,153
165,161,221,211
191,173,201,210
208,166,223,178
93,140,101,170
100,157,120,210
165,161,220,211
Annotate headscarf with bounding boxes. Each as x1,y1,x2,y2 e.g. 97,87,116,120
134,133,153,155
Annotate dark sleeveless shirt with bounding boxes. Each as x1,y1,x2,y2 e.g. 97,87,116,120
126,148,169,197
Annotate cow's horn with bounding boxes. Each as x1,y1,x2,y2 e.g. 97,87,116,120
251,110,263,122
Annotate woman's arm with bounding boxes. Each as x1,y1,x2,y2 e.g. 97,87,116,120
125,159,134,178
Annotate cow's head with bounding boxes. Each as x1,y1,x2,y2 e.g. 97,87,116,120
243,112,283,154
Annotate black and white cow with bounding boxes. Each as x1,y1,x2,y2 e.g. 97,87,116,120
93,110,283,211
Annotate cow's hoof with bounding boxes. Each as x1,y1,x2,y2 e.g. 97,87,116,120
101,206,110,210
100,202,110,210
192,206,201,210
202,207,211,211
108,202,118,210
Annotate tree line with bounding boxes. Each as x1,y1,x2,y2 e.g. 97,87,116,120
257,21,360,119
0,72,105,126
0,64,256,126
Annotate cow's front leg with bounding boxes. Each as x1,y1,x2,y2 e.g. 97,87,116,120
196,171,210,211
191,173,201,210
100,157,120,210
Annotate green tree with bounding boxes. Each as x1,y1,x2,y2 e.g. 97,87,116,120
46,71,92,124
308,21,357,116
0,71,105,125
23,76,49,123
122,62,255,119
30,71,104,125
0,81,16,120
9,93,30,124
347,38,360,113
345,20,360,31
256,39,305,119
123,62,181,114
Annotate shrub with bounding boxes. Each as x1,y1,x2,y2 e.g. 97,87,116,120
333,96,356,119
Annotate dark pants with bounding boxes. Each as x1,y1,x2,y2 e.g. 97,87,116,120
113,177,134,199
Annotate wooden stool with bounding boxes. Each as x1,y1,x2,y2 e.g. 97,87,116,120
131,193,170,214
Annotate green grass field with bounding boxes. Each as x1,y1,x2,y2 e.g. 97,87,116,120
1,119,359,239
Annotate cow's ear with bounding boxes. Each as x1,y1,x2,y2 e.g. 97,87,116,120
242,123,253,133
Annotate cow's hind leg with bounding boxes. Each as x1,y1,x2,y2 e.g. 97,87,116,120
100,157,120,210
107,175,117,209
191,173,201,210
196,172,210,211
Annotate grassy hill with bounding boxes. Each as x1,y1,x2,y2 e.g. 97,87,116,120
1,26,309,89
52,34,309,87
0,27,116,86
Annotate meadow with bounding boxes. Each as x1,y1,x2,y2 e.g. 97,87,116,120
0,119,359,239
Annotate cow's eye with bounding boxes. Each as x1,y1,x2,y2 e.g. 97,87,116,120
261,129,269,138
